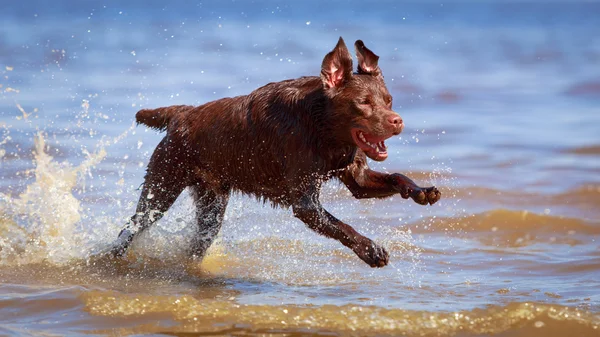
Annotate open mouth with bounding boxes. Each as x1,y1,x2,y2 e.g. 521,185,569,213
351,129,390,161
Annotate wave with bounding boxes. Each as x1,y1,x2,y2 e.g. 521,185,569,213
78,291,600,337
2,281,596,337
412,209,599,234
444,184,600,215
563,144,600,155
409,209,599,248
1,281,597,336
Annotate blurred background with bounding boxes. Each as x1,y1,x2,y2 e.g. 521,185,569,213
0,1,599,336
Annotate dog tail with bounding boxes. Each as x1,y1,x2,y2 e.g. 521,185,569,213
135,105,194,131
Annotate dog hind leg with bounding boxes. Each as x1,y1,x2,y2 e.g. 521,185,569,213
112,137,190,257
188,182,230,259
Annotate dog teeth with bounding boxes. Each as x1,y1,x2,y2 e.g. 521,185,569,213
359,132,367,142
358,131,385,152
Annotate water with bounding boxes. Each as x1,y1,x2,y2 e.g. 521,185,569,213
1,1,599,336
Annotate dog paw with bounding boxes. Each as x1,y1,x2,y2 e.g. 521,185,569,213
353,239,389,268
410,186,441,205
107,228,134,259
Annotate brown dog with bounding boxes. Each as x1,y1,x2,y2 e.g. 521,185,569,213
112,38,440,267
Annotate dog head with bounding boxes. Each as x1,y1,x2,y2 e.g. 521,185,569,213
321,37,403,161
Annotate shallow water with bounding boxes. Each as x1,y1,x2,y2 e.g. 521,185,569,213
1,1,599,336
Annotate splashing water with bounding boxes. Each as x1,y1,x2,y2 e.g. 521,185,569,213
0,132,108,264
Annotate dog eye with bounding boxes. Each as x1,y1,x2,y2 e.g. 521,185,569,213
385,96,393,105
359,98,370,105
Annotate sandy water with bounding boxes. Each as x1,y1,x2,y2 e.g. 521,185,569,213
1,1,599,336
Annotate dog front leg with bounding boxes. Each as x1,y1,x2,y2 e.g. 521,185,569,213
385,172,441,205
292,196,388,267
343,169,440,205
339,151,441,205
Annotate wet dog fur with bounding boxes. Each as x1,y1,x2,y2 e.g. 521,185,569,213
112,38,441,267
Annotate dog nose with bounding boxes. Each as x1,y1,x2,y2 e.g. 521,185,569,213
388,115,403,127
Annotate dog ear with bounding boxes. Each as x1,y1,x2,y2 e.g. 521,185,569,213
321,37,353,89
355,40,381,77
